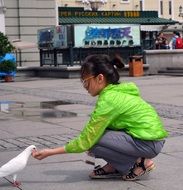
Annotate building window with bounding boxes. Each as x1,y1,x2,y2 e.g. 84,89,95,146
140,0,143,11
160,1,163,15
121,0,129,3
168,1,172,15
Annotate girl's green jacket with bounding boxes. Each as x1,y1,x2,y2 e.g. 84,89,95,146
65,82,168,153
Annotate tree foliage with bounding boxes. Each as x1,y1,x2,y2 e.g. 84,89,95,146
0,32,15,57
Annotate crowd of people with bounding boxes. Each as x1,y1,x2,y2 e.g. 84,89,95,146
155,31,183,49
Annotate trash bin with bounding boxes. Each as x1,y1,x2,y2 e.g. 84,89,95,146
129,56,143,77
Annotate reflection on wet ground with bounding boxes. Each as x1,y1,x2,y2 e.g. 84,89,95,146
0,100,78,120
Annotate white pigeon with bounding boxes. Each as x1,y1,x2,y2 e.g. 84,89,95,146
0,145,36,187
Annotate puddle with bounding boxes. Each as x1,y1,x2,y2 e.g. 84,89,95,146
0,101,14,113
40,101,72,109
0,100,77,120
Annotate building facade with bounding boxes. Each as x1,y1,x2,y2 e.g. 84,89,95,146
57,0,183,22
2,0,183,66
4,0,56,66
0,0,6,33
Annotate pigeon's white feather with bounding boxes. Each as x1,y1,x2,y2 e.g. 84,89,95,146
0,145,36,181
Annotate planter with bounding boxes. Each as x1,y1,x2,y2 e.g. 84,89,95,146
4,75,14,82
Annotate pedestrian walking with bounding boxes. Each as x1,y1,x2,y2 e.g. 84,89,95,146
169,31,183,49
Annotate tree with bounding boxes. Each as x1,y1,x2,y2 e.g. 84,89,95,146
0,32,16,82
0,32,15,57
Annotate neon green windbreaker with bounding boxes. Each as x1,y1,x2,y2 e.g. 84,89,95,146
65,82,168,153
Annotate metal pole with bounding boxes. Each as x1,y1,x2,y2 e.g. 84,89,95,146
69,42,73,66
17,0,22,66
53,49,57,67
40,49,43,67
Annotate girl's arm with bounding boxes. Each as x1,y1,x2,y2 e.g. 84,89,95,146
32,146,66,160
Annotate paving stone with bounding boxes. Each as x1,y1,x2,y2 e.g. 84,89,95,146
0,76,183,190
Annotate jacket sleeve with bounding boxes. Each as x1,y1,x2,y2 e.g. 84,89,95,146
64,93,119,153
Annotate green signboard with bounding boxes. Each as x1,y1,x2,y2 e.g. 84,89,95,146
58,7,158,18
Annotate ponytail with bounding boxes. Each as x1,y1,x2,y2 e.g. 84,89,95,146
81,54,124,84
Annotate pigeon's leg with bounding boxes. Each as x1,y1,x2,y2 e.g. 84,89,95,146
13,181,21,187
13,174,21,187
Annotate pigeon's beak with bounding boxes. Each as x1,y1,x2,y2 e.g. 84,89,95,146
31,148,37,155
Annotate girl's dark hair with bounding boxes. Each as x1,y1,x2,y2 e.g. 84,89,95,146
81,54,124,84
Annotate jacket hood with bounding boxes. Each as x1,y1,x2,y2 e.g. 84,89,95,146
103,82,140,96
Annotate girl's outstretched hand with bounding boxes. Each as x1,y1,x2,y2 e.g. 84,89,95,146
32,146,66,160
32,149,51,160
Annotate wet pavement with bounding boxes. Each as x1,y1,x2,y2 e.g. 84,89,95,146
0,75,183,190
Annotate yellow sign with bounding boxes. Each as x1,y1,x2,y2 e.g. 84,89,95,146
59,11,141,18
124,11,140,17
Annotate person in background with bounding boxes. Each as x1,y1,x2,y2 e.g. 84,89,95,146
155,32,169,49
32,54,168,181
169,31,179,49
